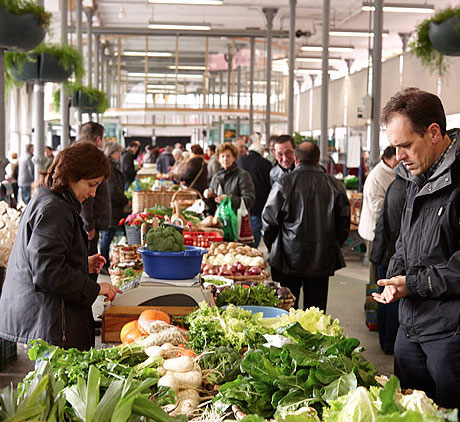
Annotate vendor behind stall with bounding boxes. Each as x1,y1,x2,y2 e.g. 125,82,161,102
0,142,121,350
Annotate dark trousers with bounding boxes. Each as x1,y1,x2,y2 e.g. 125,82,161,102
394,328,460,409
377,265,399,354
271,267,329,312
250,215,262,248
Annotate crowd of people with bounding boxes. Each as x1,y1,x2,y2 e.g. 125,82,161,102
1,87,460,409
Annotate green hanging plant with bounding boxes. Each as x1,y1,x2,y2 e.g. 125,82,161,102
54,83,109,114
410,7,460,76
0,0,52,27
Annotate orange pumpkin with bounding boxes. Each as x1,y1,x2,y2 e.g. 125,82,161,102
120,320,144,344
138,309,171,334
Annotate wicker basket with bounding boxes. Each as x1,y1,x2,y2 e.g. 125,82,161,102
132,189,176,212
171,188,202,209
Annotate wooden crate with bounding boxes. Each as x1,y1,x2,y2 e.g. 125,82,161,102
102,305,196,343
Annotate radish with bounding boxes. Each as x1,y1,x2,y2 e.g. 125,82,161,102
163,356,195,373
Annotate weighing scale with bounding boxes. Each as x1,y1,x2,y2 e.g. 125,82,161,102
110,273,210,307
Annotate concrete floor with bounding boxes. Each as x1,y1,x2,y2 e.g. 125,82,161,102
0,251,394,388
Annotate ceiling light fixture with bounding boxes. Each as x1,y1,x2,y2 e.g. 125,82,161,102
301,45,354,53
296,57,343,64
129,72,203,79
148,84,177,89
148,0,222,4
124,51,173,57
168,65,206,70
148,22,211,30
329,29,389,37
295,69,337,75
361,2,434,13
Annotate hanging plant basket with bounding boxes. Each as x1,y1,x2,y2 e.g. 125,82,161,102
9,52,73,83
71,87,109,114
428,16,460,56
0,6,48,52
74,90,100,113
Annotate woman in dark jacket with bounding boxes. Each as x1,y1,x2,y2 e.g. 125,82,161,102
100,141,129,268
179,144,208,194
0,142,120,350
205,142,255,214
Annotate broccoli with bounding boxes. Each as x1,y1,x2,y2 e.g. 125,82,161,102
145,226,185,252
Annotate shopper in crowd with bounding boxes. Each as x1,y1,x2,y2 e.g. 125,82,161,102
263,142,350,311
143,145,159,165
234,138,248,158
167,148,187,181
120,141,140,190
156,145,175,174
270,135,295,185
175,142,185,151
17,143,34,205
206,145,221,183
373,88,460,409
180,144,208,194
100,142,129,273
44,146,55,170
358,146,398,284
205,142,255,215
77,122,111,275
370,174,407,355
5,152,19,203
237,143,272,247
265,134,278,165
0,142,121,350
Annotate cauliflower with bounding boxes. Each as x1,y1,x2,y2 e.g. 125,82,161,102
145,226,185,252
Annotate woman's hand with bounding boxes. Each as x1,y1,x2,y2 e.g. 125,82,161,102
98,282,122,302
88,253,106,274
215,194,228,204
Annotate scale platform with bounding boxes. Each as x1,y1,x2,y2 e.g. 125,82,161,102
110,273,210,307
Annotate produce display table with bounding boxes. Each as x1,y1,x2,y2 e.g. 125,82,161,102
102,305,194,343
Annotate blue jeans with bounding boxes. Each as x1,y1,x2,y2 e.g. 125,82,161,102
20,186,31,204
100,228,125,265
250,215,262,248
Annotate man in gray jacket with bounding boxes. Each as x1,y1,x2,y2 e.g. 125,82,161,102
269,135,295,185
373,88,460,409
18,144,34,204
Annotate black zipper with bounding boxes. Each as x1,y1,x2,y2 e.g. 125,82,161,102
61,299,67,342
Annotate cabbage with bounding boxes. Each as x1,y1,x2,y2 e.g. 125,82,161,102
399,390,437,414
274,406,321,422
272,307,343,336
323,387,378,422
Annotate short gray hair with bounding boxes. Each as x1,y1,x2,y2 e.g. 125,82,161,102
172,148,183,159
104,141,123,157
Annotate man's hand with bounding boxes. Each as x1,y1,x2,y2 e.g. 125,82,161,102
215,194,228,204
88,253,106,274
87,228,96,241
98,282,122,302
372,275,408,304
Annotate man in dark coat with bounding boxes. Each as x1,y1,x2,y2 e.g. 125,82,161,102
237,143,272,247
370,175,407,355
269,134,295,185
77,123,111,275
156,145,175,174
373,88,460,409
262,142,350,311
120,141,140,190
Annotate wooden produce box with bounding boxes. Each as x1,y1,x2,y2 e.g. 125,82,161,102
102,305,196,343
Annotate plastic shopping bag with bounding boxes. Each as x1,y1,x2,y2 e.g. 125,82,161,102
216,195,238,241
237,199,254,244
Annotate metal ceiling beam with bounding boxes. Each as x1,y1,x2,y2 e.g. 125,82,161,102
82,26,289,38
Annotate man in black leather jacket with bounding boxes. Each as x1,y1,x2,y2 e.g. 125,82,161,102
262,141,350,311
373,88,460,409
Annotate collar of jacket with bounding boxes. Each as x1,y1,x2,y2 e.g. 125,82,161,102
293,162,325,173
61,188,82,214
395,128,460,196
276,162,295,174
217,161,238,177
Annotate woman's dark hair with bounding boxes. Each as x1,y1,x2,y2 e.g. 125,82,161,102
191,144,204,155
380,87,446,137
44,142,110,193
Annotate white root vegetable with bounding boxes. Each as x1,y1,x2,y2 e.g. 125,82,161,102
163,356,195,373
145,345,162,357
177,389,200,402
168,368,202,390
158,372,180,394
170,399,200,417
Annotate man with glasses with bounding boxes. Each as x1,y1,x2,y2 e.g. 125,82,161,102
373,88,460,409
270,135,296,185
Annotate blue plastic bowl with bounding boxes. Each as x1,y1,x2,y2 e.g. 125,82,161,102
138,246,207,280
222,305,288,318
